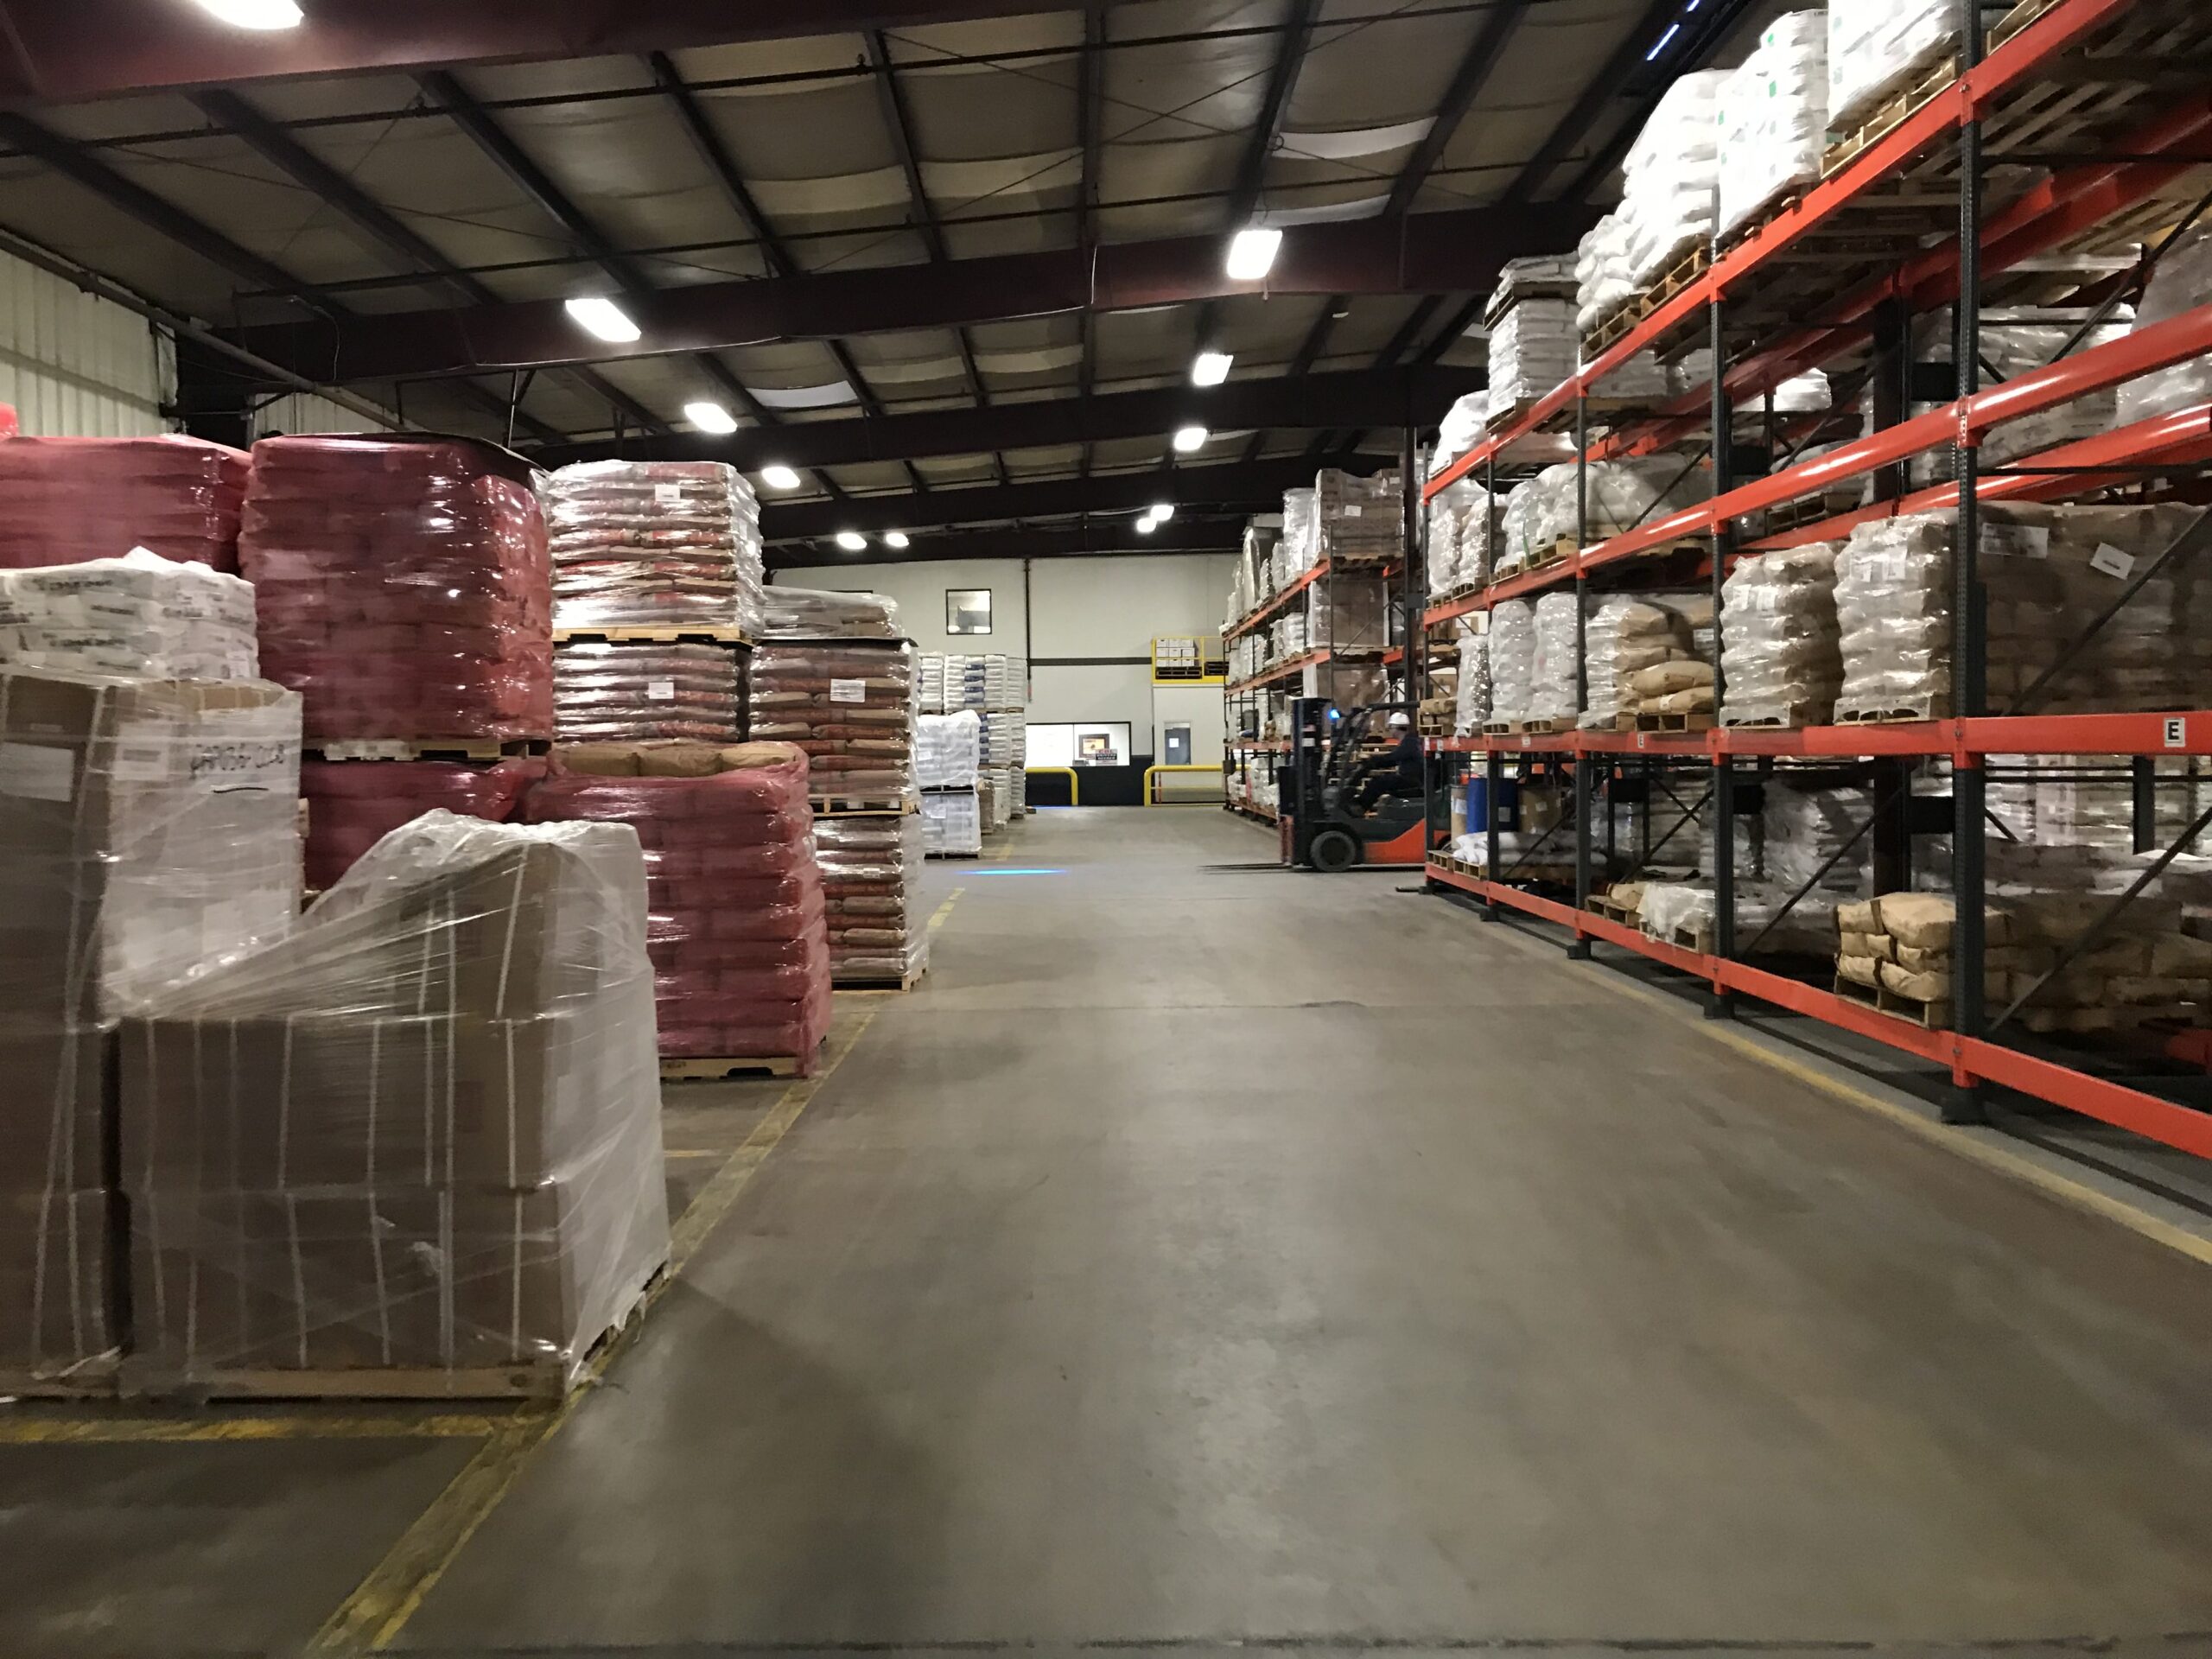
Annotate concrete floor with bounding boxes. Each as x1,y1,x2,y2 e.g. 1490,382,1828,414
6,805,2212,1656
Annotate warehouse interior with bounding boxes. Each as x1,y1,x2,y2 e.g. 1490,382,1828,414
5,0,2212,1654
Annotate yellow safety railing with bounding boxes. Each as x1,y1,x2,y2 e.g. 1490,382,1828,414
1025,766,1079,805
1144,763,1225,804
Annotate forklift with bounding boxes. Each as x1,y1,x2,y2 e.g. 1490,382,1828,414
1279,696,1438,871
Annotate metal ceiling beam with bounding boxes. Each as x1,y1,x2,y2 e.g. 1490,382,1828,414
232,202,1599,386
762,456,1330,542
531,365,1479,469
0,1,1147,103
770,517,1244,567
1383,0,1531,217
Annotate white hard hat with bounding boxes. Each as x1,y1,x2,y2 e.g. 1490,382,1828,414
1387,711,1411,728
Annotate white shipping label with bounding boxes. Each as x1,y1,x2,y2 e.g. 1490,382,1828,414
645,677,677,702
108,740,172,784
2017,525,2050,556
2090,543,2136,581
830,677,867,704
0,741,74,803
1342,505,1363,518
185,740,296,792
654,482,683,506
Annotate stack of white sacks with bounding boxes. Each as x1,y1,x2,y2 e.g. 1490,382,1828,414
1620,73,1725,287
1491,461,1705,577
1484,258,1580,425
1719,545,1845,727
1427,480,1491,599
1828,0,1965,132
1717,13,1829,241
1485,599,1540,728
0,550,257,679
1452,620,1491,734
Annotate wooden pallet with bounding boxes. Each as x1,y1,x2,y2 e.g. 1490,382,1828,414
1834,972,1951,1030
305,737,550,763
1653,922,1718,957
1834,705,1948,726
1585,240,1711,357
1723,709,1833,732
660,1047,819,1082
1480,717,1578,737
554,626,749,646
123,1261,667,1402
834,964,928,993
1637,709,1715,734
1587,892,1641,927
0,1357,119,1400
813,797,918,817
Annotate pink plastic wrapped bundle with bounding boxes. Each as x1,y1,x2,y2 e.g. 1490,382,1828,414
300,755,544,892
546,461,763,634
524,742,832,1070
813,813,929,982
554,640,743,743
0,434,249,571
240,436,552,743
747,641,914,804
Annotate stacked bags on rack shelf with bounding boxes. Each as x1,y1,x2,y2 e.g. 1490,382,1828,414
0,550,257,679
1427,480,1491,597
0,434,248,570
1484,258,1580,423
759,586,901,640
544,461,762,633
1278,488,1319,577
1579,594,1712,728
814,814,929,982
240,436,553,744
524,743,832,1070
1314,471,1402,562
300,756,543,893
1452,619,1491,735
1490,461,1705,575
2118,226,2212,426
916,710,981,790
747,641,915,805
923,789,983,857
1828,0,1962,132
1485,599,1539,728
1717,13,1828,241
1719,545,1843,727
1618,72,1725,287
553,641,742,743
119,814,671,1388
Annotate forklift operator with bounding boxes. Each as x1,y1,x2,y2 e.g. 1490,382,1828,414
1346,711,1421,811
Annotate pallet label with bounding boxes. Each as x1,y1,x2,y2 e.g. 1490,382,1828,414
645,678,675,702
2091,543,2135,582
830,677,866,704
2166,717,2187,750
654,482,683,506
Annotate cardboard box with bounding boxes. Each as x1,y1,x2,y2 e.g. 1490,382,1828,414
0,1018,108,1193
0,1188,118,1378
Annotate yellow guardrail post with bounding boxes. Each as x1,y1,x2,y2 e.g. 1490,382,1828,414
1143,763,1226,804
1025,766,1079,805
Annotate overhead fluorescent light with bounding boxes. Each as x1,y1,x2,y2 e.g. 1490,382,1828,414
1225,226,1282,283
1645,21,1681,60
836,531,868,552
884,531,911,550
192,0,303,27
683,401,737,435
1135,516,1159,535
1149,502,1175,523
1173,424,1208,454
1192,351,1233,387
564,296,640,343
760,464,802,491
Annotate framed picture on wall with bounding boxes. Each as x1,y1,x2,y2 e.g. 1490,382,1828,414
947,588,992,635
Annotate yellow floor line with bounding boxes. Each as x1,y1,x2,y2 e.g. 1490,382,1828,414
927,887,964,931
0,1414,503,1446
1566,948,2212,1268
309,1001,891,1653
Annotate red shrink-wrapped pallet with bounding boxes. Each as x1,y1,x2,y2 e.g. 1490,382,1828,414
300,756,545,892
523,741,832,1071
0,433,250,571
239,435,553,743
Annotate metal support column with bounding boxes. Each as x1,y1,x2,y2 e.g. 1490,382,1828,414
2132,756,2158,854
1706,284,1736,1017
1483,751,1504,921
1570,390,1594,957
1947,0,1988,1119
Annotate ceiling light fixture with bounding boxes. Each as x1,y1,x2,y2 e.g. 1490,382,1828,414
1173,425,1208,454
1192,351,1233,387
1225,226,1282,283
1149,502,1175,523
760,464,802,491
564,296,640,343
836,531,868,552
191,0,303,27
1135,516,1159,535
683,401,737,435
885,531,911,550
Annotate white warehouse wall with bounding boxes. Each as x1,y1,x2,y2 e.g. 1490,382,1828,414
0,244,171,437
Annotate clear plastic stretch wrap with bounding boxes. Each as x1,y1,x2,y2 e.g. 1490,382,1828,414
2116,226,2212,429
1493,461,1703,571
1758,782,1865,948
747,641,914,804
922,788,982,857
524,743,833,1067
301,755,543,893
1485,299,1578,423
758,586,901,640
1827,0,1958,132
1307,575,1392,654
1314,470,1401,562
1982,318,2129,467
1836,505,2212,721
916,652,946,715
0,671,302,1382
0,434,249,572
554,640,743,744
1427,486,1466,599
240,436,553,744
1576,213,1637,335
916,709,982,790
0,550,258,680
945,652,1013,711
1618,71,1725,286
1717,13,1829,241
544,461,762,634
1720,545,1843,727
1486,599,1538,728
1280,488,1319,575
118,812,670,1391
1433,393,1488,475
1581,596,1700,728
1528,593,1584,724
1453,619,1491,735
814,812,929,981
1434,482,1491,594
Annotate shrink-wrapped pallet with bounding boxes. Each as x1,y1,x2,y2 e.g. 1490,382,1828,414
119,812,670,1392
1619,72,1725,287
1452,620,1491,735
300,755,543,893
1308,575,1392,654
2116,226,2212,429
1717,13,1829,241
1486,299,1578,423
0,669,302,1384
1827,0,1958,133
814,811,928,982
747,641,914,804
1486,599,1539,727
1433,394,1488,475
1581,596,1701,728
524,743,831,1067
1576,213,1637,336
553,640,742,744
0,434,248,572
1528,592,1582,725
759,586,901,641
922,788,982,856
1719,545,1843,727
0,550,257,680
917,710,982,790
240,436,552,744
1314,470,1401,563
545,461,762,634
